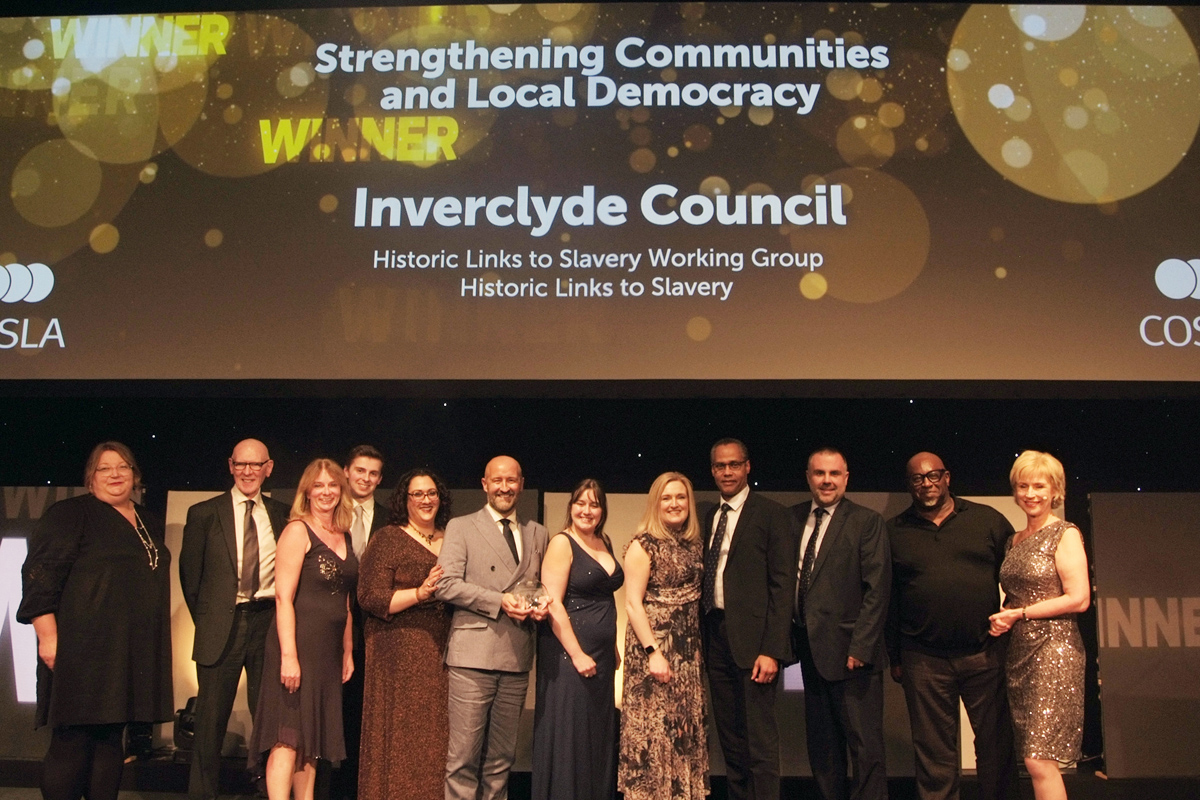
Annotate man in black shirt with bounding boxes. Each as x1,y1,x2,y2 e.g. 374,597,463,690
886,452,1018,800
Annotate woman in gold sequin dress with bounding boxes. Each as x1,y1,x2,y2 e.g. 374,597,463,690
989,451,1090,800
618,472,709,800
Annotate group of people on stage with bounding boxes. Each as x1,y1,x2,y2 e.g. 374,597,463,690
18,436,1090,800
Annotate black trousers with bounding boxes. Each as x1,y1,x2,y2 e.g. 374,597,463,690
42,723,126,800
189,602,274,800
794,626,887,800
900,640,1017,800
705,610,781,800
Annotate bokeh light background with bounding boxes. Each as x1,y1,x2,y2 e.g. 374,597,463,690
2,3,1199,380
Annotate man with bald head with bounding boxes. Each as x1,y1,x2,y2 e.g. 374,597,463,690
886,452,1018,800
180,439,291,800
436,455,550,800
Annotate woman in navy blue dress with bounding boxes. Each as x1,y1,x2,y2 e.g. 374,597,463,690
532,479,625,800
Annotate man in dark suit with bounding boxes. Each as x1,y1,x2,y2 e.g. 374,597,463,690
324,445,388,800
703,438,798,800
180,439,291,800
792,448,891,800
436,455,550,800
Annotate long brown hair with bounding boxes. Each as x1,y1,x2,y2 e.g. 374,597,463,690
564,478,608,539
289,459,354,532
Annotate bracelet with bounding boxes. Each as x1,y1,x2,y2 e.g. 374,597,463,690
1022,607,1028,621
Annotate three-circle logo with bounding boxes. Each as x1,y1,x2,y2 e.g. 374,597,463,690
1,262,65,350
1,263,55,303
1141,259,1200,347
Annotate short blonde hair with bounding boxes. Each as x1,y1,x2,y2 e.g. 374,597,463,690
1009,450,1066,508
638,472,700,543
290,458,354,532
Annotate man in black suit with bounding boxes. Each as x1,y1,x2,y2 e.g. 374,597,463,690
180,439,291,800
792,448,891,800
326,445,388,800
703,438,798,800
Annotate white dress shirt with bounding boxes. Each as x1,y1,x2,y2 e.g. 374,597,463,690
486,505,523,562
232,486,277,601
796,499,841,598
708,484,750,610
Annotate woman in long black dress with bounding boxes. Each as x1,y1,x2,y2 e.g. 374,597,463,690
250,458,357,800
18,441,172,800
532,479,625,800
989,451,1089,800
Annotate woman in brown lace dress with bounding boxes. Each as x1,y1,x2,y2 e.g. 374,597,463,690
989,451,1090,800
618,472,709,800
357,469,452,800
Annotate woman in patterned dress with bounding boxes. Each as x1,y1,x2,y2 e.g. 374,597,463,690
989,451,1090,800
357,469,452,800
618,472,709,800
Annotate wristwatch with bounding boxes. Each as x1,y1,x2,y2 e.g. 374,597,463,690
643,644,657,655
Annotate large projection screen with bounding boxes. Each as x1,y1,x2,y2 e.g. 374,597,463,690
3,3,1200,381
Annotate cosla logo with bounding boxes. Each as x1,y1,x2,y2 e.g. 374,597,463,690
1140,259,1200,347
0,263,65,350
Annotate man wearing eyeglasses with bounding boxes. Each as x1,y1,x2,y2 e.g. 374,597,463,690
703,438,798,800
886,452,1018,800
180,439,290,800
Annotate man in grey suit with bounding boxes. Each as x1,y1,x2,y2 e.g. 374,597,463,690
791,448,891,800
436,455,550,800
180,439,290,800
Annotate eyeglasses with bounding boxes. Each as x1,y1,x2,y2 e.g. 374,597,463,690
95,464,132,476
712,460,747,471
408,490,439,500
231,460,270,472
908,469,948,486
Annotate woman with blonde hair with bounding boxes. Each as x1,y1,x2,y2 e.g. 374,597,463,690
618,472,709,800
989,451,1089,800
250,459,358,800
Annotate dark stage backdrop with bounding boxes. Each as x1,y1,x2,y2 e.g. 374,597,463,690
1091,493,1200,779
3,3,1200,381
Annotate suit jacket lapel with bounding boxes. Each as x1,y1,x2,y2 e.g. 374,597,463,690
808,500,845,586
218,490,238,572
474,508,515,568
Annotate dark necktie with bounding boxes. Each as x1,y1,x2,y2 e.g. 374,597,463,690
501,518,520,563
241,499,259,597
702,503,732,613
797,506,825,622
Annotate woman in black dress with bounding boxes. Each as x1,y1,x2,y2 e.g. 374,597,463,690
18,442,172,800
532,479,625,800
250,458,357,800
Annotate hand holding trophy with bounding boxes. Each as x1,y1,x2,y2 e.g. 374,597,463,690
513,579,551,620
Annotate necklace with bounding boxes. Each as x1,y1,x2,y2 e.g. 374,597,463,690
408,525,436,546
133,510,159,570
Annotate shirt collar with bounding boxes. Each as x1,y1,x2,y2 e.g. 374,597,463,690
719,484,751,511
899,494,965,525
813,499,841,519
232,486,260,505
486,505,518,527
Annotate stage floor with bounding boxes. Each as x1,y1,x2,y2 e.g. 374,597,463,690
3,772,1200,800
